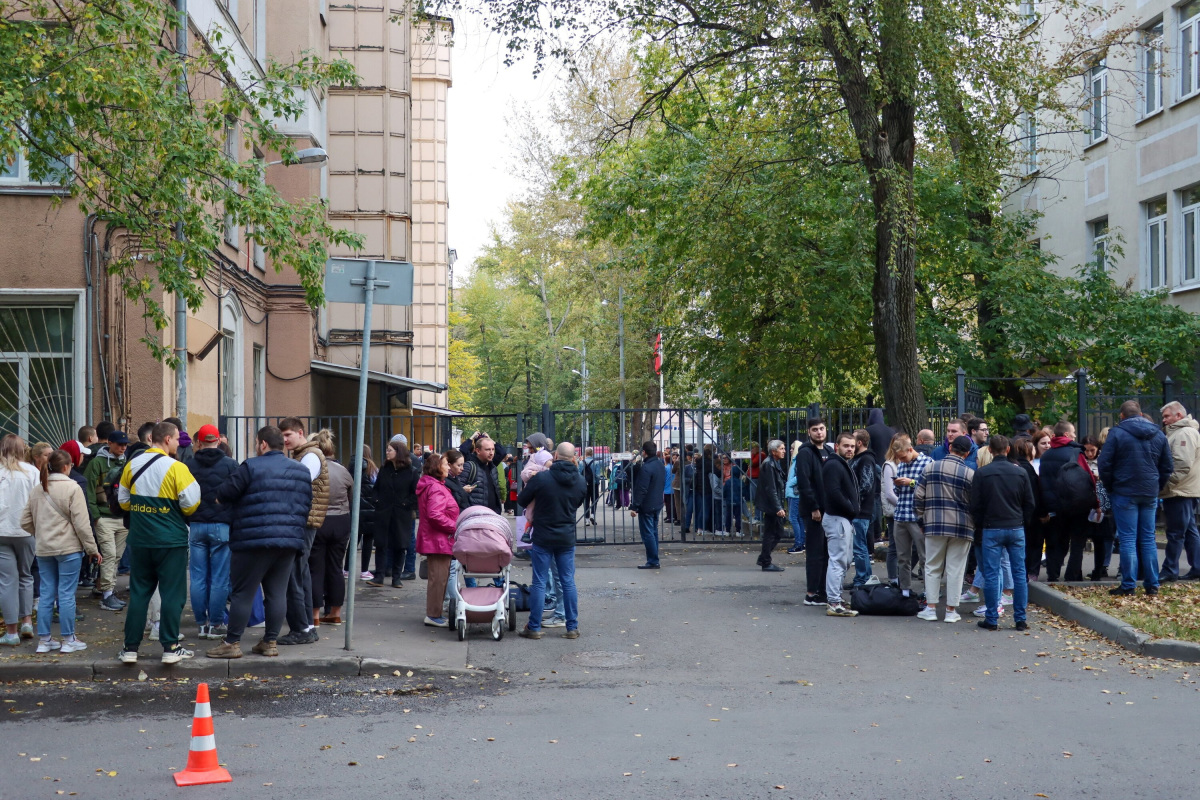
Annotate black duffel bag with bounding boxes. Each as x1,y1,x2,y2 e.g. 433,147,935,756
508,583,533,613
849,583,921,616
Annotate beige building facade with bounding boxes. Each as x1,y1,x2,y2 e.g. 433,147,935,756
1009,1,1200,315
0,0,453,453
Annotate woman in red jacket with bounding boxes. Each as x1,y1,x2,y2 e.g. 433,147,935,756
415,453,460,628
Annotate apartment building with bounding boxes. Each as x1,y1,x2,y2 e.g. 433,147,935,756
1009,1,1200,312
0,1,453,451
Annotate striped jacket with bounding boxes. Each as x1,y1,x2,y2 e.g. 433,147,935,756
118,447,201,548
914,453,974,540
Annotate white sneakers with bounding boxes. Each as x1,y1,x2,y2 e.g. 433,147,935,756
960,590,980,603
973,603,1005,617
61,638,87,653
118,650,138,664
943,610,961,623
36,639,61,654
161,647,194,665
863,575,882,586
917,606,939,621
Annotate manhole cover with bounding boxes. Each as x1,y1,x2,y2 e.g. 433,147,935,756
561,651,640,668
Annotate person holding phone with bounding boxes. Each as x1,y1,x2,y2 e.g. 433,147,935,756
22,449,101,653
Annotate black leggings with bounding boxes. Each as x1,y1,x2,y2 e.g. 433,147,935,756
226,548,294,644
311,514,351,609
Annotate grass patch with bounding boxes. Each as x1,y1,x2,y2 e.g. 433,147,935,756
1062,583,1200,643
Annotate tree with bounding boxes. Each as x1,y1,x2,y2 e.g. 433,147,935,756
0,0,361,360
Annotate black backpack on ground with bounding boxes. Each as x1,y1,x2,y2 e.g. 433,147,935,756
849,583,921,616
1054,462,1097,516
508,583,532,613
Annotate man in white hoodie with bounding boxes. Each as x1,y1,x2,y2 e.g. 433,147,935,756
1160,401,1200,581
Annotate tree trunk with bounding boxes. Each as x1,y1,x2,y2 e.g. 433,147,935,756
968,206,1026,412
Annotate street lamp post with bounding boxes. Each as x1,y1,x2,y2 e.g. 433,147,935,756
602,287,626,450
564,342,588,452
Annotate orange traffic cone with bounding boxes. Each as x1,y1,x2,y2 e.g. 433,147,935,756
173,682,232,787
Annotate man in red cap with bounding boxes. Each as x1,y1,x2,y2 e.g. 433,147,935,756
182,425,239,641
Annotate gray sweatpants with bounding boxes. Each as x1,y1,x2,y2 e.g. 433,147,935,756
823,515,854,606
0,536,36,623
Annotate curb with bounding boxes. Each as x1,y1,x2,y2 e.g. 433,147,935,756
1028,582,1200,663
0,655,476,682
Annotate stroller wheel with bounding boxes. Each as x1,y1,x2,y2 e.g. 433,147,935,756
447,598,457,631
507,597,517,631
456,617,466,642
492,615,504,641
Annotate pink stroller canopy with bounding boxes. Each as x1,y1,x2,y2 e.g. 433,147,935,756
454,507,513,573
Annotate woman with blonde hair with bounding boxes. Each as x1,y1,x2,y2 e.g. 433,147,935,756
0,434,41,645
307,430,353,625
785,441,804,553
22,449,100,653
880,433,908,582
27,442,53,471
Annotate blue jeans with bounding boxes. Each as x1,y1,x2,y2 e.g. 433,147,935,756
788,497,803,548
546,554,565,621
851,518,872,585
527,544,578,632
973,544,1013,591
1112,494,1160,591
982,527,1027,625
682,493,695,532
639,513,660,566
189,523,231,626
1161,497,1200,579
36,553,83,639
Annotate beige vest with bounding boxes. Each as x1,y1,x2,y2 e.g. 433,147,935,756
292,441,330,529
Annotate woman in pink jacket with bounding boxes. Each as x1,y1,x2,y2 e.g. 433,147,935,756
415,453,459,628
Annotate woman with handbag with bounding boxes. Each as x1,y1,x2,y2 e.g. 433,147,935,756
368,439,420,587
21,449,100,653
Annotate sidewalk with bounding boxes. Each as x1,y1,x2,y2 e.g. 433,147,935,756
0,573,470,682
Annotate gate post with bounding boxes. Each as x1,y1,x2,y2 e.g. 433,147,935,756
542,402,554,441
955,367,967,419
1076,368,1089,440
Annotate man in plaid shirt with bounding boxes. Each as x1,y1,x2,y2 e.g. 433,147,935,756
915,436,975,623
890,434,932,598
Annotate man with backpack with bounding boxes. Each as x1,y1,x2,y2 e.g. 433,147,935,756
1038,421,1089,582
1099,401,1173,596
970,435,1035,631
83,429,129,611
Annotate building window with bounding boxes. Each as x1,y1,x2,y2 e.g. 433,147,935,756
223,125,239,248
1019,1,1037,25
0,303,76,445
1143,23,1164,116
1,139,72,188
219,297,243,418
1021,111,1038,174
1146,198,1168,289
252,344,265,418
1183,2,1200,100
1182,187,1200,285
1090,217,1109,271
1088,62,1107,144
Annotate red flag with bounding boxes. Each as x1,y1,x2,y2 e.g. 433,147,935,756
654,333,663,375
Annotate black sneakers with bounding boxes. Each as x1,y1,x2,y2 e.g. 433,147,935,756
1108,587,1136,597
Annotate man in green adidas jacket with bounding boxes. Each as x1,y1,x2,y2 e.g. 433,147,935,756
117,421,201,665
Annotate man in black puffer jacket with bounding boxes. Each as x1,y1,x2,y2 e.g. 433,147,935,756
516,443,586,640
207,426,312,659
821,432,861,616
182,425,239,640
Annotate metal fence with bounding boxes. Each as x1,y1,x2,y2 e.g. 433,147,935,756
220,414,453,465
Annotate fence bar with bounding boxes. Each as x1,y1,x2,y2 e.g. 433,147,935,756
1076,368,1089,440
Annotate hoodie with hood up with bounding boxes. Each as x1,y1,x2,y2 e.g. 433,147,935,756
1098,415,1173,498
866,408,894,464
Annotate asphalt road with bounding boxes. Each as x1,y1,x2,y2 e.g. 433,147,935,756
2,545,1196,799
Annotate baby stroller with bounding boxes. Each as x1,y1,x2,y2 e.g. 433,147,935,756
448,506,517,641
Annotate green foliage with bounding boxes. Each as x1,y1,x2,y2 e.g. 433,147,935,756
0,1,362,362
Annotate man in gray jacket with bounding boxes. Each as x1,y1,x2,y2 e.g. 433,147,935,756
1160,401,1200,581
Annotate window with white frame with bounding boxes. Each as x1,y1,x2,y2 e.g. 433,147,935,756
1090,217,1110,270
1019,1,1037,25
1146,198,1168,289
219,297,243,418
1,132,72,188
1088,61,1107,144
252,344,265,419
1021,111,1038,174
1143,22,1164,116
0,303,78,445
1182,2,1200,100
223,124,239,248
1182,186,1200,285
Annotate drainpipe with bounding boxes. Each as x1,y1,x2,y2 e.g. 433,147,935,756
174,0,189,424
83,214,95,427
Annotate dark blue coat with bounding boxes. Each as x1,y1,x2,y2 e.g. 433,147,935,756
216,449,312,551
631,455,666,514
184,447,240,525
1098,416,1173,499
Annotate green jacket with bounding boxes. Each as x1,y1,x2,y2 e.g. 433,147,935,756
82,446,126,518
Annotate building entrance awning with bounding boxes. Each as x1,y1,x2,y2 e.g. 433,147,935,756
309,360,446,394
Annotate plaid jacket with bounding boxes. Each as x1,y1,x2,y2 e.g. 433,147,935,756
893,453,932,522
914,454,974,539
